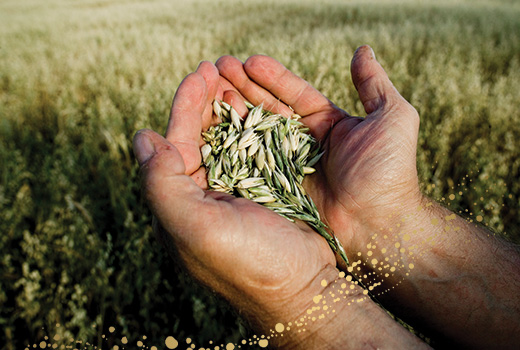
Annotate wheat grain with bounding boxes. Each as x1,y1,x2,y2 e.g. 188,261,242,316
201,100,349,265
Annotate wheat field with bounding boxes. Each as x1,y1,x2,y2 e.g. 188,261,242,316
1,0,519,349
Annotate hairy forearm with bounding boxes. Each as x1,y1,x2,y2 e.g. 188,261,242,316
355,195,520,348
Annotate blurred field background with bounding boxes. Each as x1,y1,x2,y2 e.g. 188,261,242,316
1,0,519,348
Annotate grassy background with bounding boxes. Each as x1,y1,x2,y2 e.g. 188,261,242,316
1,0,519,348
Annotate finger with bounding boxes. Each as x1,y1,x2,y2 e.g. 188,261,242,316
217,74,243,99
216,55,294,116
196,61,221,129
223,90,249,118
133,129,212,244
350,45,420,139
216,75,249,118
243,55,336,117
165,71,209,174
219,76,240,95
351,45,408,116
217,55,347,140
166,72,204,142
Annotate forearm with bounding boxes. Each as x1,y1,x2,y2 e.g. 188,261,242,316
355,195,520,348
250,265,429,350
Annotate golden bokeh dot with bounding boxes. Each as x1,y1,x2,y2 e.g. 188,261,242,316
165,336,178,349
275,323,285,333
320,279,327,287
38,190,498,350
258,339,269,348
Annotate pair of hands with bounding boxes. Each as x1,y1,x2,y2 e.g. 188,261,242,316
133,46,425,347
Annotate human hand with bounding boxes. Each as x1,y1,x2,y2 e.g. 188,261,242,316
133,62,348,348
216,47,520,349
132,60,430,349
215,45,422,261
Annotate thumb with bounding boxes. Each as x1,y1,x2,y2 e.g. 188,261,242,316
133,129,208,239
350,45,407,115
133,128,185,174
133,130,250,288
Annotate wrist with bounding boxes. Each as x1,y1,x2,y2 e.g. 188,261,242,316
254,264,346,349
349,193,443,277
262,264,428,349
346,193,520,348
347,190,426,261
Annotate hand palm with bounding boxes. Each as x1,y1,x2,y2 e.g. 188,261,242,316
216,48,420,255
313,111,419,249
139,61,336,330
134,47,423,346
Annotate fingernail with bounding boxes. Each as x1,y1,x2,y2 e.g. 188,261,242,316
133,131,155,166
368,46,376,60
353,45,376,62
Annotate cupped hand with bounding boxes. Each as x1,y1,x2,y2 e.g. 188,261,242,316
215,46,422,258
132,62,340,343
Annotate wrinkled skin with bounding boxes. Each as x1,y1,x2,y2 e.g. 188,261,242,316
214,45,422,257
133,45,520,349
132,46,427,348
